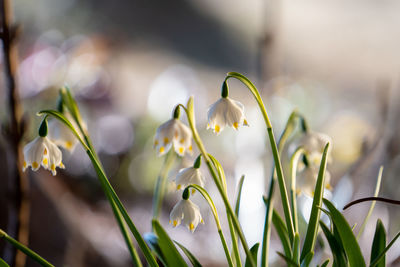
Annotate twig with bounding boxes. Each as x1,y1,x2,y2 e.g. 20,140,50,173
344,197,400,210
0,0,30,266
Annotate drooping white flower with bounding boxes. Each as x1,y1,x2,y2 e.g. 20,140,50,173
48,115,78,151
297,165,331,197
169,199,203,232
207,97,248,134
23,136,65,176
175,167,205,193
297,131,332,165
154,118,192,157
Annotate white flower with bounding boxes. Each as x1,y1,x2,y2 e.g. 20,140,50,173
154,119,192,157
297,165,331,197
175,167,205,193
48,118,78,151
207,97,248,134
23,136,65,175
169,199,203,232
298,131,332,165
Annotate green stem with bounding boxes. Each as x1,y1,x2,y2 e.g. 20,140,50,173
261,170,275,267
186,184,234,267
226,72,295,243
0,229,54,267
152,151,176,220
183,100,256,267
290,147,305,234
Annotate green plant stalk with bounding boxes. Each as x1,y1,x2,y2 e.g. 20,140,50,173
261,170,275,267
39,110,158,267
226,72,295,243
152,151,176,220
300,143,330,261
0,229,53,267
356,166,383,240
290,147,305,234
187,184,234,267
182,101,256,267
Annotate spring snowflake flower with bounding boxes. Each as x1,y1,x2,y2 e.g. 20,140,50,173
154,113,192,157
23,136,64,176
48,115,78,151
297,165,332,197
169,199,204,232
298,131,332,165
175,156,205,194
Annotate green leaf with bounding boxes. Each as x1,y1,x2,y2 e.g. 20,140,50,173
0,258,9,267
370,229,400,267
175,241,202,267
320,259,330,267
319,221,347,267
292,233,300,265
323,199,366,267
245,243,259,267
276,251,299,267
152,220,188,267
300,251,314,267
300,143,330,261
272,209,292,257
144,233,167,266
235,175,245,217
370,219,386,267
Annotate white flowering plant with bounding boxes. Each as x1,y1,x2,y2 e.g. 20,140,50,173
1,73,400,267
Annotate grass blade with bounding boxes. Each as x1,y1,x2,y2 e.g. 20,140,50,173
323,199,366,267
300,143,330,261
319,221,347,266
370,219,386,267
245,243,259,267
370,229,400,267
152,220,188,267
175,240,202,267
272,209,292,257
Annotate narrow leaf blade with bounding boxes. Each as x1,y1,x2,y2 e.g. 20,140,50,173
245,243,259,267
175,240,202,267
370,219,386,267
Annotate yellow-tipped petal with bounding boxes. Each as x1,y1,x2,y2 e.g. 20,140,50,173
244,119,249,126
42,158,48,166
32,162,39,169
159,146,165,153
233,122,239,129
65,141,73,149
191,189,196,195
60,162,65,168
163,137,169,145
51,164,56,172
180,138,185,144
189,145,193,152
325,183,332,190
173,220,178,227
177,184,182,190
201,219,204,224
189,223,194,231
215,125,220,133
23,161,27,168
154,140,159,146
44,148,48,155
179,147,184,154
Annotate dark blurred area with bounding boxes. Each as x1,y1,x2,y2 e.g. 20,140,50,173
1,0,400,266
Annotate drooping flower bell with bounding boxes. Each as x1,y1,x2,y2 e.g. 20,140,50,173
207,81,248,134
154,106,192,157
175,155,205,194
170,189,203,232
297,131,332,165
23,118,65,176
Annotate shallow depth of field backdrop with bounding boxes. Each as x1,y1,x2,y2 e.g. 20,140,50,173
1,0,400,266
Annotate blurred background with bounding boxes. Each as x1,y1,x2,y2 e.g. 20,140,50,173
1,0,400,266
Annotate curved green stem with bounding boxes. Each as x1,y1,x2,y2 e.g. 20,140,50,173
0,229,54,267
290,147,305,234
40,109,158,267
182,99,256,267
186,184,234,267
226,72,295,242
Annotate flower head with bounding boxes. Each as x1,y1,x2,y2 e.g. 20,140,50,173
297,165,331,197
48,115,78,151
175,167,205,192
154,118,192,157
169,199,203,232
207,97,248,134
23,136,64,176
297,131,332,165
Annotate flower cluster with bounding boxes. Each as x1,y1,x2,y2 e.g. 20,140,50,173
154,83,248,232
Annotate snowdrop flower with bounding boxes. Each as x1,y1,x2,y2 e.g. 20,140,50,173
207,81,248,134
23,119,65,176
154,106,192,157
175,155,205,194
48,112,79,151
297,165,331,197
170,198,203,232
